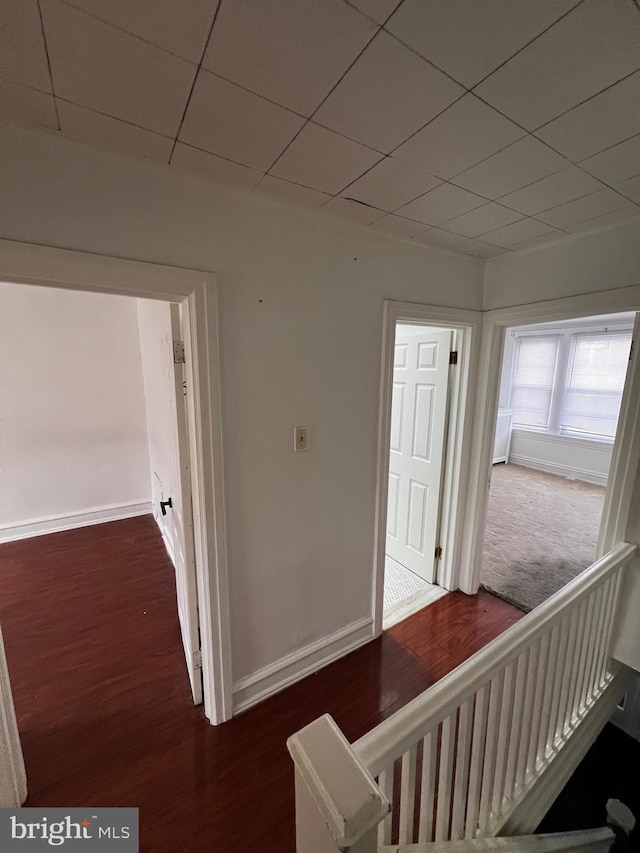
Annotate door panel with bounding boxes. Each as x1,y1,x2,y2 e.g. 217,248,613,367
137,300,202,705
167,304,202,705
386,326,451,582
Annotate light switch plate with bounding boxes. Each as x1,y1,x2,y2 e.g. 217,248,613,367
294,426,310,452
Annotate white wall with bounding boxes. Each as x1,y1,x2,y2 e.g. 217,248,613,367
0,281,151,538
136,299,177,556
508,430,612,486
0,124,484,690
484,220,640,310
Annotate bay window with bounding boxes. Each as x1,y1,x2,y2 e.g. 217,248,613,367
509,324,633,442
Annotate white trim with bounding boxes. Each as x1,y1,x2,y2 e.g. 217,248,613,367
0,627,27,807
461,284,640,594
232,617,374,714
0,501,152,543
373,301,482,635
510,427,614,452
508,454,608,486
382,585,448,630
0,238,232,725
496,669,626,836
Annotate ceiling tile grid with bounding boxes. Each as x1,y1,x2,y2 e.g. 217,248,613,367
1,0,639,261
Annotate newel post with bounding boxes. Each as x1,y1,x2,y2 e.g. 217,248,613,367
0,626,27,807
287,715,389,853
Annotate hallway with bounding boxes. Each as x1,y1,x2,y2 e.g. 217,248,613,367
0,517,523,852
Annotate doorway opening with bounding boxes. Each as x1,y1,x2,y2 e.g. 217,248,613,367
0,282,203,705
382,323,453,627
373,302,482,635
481,311,636,611
0,239,231,726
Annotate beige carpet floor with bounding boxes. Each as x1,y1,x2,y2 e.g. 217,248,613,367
481,463,606,612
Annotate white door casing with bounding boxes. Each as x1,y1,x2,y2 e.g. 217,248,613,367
386,327,452,583
168,304,203,705
0,239,232,724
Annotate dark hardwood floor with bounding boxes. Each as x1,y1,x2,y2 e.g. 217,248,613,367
0,516,523,852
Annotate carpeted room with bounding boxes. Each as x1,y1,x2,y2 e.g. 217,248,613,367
481,313,634,612
481,462,605,611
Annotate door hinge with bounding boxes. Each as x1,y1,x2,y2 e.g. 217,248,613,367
193,650,202,669
630,339,634,361
435,546,443,560
173,340,185,364
449,351,458,365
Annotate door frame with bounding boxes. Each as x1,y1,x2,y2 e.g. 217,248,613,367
373,300,482,636
460,284,640,594
0,238,232,725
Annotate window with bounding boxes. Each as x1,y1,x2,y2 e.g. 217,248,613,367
511,336,559,430
509,323,632,442
560,333,631,440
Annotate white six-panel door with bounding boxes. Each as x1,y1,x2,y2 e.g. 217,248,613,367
386,326,451,583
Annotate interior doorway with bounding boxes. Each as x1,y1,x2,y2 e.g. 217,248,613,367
481,311,636,611
0,282,203,705
0,238,232,727
382,323,456,628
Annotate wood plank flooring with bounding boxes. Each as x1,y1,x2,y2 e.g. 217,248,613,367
0,516,524,853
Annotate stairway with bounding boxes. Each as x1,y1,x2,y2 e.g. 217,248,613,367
287,544,640,853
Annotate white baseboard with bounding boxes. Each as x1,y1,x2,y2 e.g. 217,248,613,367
0,501,152,543
509,453,608,487
232,617,374,714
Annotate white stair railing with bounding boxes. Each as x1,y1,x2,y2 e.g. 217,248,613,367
288,542,637,853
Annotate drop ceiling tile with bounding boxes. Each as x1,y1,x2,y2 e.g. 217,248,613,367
0,83,58,129
341,157,440,211
347,0,402,25
413,228,505,258
171,142,263,190
413,228,466,250
499,167,604,216
385,0,578,88
536,188,636,229
481,218,560,247
535,71,640,162
253,176,330,209
62,0,219,63
40,0,195,137
371,215,427,238
393,94,524,180
398,183,486,225
322,197,383,225
0,0,52,92
566,207,640,234
441,203,523,238
617,175,640,205
452,136,567,199
580,135,640,185
508,233,564,253
269,122,383,195
315,31,463,153
475,0,640,130
57,99,173,162
456,239,508,259
179,70,305,172
203,0,377,116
